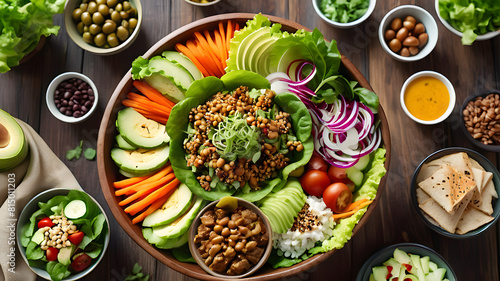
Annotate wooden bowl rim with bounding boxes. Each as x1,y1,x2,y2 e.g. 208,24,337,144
97,13,391,281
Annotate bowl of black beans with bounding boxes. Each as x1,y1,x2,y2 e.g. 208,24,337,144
46,72,98,123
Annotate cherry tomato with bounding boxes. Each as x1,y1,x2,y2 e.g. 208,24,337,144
71,253,92,272
323,183,353,213
327,166,355,191
37,217,54,229
68,231,84,245
299,170,331,197
305,155,329,172
46,247,59,261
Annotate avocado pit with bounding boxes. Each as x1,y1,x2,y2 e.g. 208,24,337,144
0,122,10,148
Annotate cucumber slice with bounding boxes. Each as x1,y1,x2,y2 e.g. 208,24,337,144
353,154,371,171
64,199,87,219
346,166,364,187
142,183,193,227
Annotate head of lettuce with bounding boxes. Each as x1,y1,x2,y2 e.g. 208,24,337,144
166,70,314,202
0,0,65,73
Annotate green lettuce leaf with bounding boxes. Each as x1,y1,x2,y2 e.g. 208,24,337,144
166,71,312,201
438,0,500,45
0,0,65,73
46,261,71,281
320,0,370,23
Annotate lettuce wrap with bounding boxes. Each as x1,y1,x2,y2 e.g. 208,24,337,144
166,70,314,201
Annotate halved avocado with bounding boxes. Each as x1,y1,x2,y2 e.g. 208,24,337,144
111,145,169,175
116,107,170,149
152,195,204,239
142,183,193,227
142,228,189,249
0,109,28,172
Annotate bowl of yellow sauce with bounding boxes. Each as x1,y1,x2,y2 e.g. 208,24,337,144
401,71,455,125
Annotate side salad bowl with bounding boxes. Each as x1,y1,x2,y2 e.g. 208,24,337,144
97,13,391,280
16,188,110,280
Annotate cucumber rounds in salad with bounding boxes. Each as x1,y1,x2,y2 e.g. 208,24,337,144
19,190,108,281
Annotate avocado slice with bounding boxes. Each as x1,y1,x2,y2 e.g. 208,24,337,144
116,107,170,149
57,244,75,266
162,51,203,81
0,109,28,172
31,228,45,245
143,228,189,249
143,183,193,227
115,134,137,150
152,196,204,239
111,145,169,175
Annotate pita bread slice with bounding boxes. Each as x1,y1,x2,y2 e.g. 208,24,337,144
419,164,477,214
416,188,440,226
419,187,473,234
417,163,441,183
469,158,485,171
456,206,494,234
471,168,485,194
427,152,474,179
470,178,497,215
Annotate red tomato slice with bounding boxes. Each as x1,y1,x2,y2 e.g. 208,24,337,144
71,253,92,272
37,217,54,229
299,170,331,197
305,155,329,172
322,183,353,213
46,247,59,261
68,231,85,245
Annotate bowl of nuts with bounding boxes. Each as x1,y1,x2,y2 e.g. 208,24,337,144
379,5,438,62
64,0,142,55
46,72,98,123
189,196,273,278
460,89,500,152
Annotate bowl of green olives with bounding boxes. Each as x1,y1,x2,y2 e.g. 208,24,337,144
64,0,142,55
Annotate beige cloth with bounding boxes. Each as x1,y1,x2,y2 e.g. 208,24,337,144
0,120,81,281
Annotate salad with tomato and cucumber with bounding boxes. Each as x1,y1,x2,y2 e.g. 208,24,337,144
20,190,108,281
106,13,387,272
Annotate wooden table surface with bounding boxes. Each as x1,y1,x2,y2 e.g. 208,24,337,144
2,0,499,280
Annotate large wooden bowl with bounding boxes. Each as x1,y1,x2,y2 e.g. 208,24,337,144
97,13,391,281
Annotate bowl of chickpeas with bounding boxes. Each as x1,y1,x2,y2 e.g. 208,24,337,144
378,5,438,62
64,0,142,55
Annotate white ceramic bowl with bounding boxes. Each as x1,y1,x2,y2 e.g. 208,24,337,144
46,72,98,123
400,71,455,125
435,0,500,42
312,0,376,29
16,188,110,280
379,5,438,62
184,0,221,6
64,0,143,55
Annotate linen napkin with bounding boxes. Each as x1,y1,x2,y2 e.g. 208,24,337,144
0,119,82,281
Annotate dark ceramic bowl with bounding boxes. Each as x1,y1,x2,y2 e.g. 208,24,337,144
459,89,500,152
410,147,500,238
356,243,457,281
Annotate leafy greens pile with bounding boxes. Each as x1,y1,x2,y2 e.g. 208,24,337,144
0,0,65,73
438,0,500,45
319,0,370,23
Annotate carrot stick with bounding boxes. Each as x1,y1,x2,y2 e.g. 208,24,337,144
115,165,172,196
226,20,233,52
119,172,175,206
175,43,210,77
343,199,370,213
125,178,180,216
203,30,221,61
131,193,171,224
332,200,373,220
186,40,219,77
126,93,172,112
219,22,226,53
114,175,149,189
192,35,224,76
214,30,226,68
122,100,170,117
133,80,175,108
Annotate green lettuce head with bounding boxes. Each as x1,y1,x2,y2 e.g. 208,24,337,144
166,70,313,201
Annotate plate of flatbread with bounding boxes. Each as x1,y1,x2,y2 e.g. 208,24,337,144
411,147,500,238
